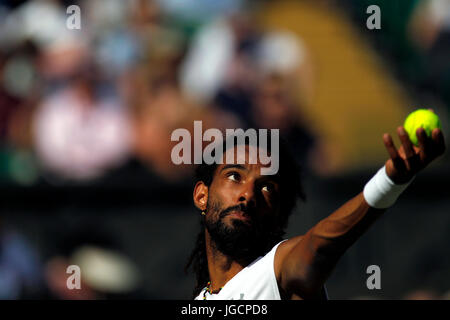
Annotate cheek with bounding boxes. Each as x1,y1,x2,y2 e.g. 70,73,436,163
258,195,281,222
210,183,236,208
219,182,239,198
259,192,278,210
206,192,226,221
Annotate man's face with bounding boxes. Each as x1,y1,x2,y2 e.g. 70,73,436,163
204,145,281,259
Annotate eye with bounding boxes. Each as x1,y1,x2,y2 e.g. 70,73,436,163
227,172,241,182
262,184,273,193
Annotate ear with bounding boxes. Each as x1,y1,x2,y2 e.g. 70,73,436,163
193,181,208,211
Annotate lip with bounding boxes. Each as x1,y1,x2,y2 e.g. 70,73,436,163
229,210,251,221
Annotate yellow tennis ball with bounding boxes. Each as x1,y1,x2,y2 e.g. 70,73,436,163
403,109,441,146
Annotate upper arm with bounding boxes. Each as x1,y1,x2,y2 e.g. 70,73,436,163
274,235,304,285
274,233,323,299
274,192,385,299
274,235,313,299
275,236,330,300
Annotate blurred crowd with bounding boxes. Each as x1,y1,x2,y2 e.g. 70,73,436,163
0,0,448,299
1,0,449,186
0,0,316,187
0,0,317,300
356,0,450,110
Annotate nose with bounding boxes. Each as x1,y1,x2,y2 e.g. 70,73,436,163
237,181,256,208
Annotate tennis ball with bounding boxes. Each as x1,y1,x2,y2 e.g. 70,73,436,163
403,109,441,146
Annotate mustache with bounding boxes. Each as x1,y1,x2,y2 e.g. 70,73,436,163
219,204,253,219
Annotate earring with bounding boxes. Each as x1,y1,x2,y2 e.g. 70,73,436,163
201,211,206,216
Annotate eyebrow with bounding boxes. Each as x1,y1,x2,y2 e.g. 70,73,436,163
219,164,248,173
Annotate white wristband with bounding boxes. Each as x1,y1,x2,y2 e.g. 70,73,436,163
363,165,414,209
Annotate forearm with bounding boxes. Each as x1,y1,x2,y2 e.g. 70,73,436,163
283,193,385,297
283,167,413,297
306,192,384,258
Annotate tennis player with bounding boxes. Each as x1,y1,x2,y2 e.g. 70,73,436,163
185,126,445,300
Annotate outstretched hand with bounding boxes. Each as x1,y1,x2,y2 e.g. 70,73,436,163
383,126,445,184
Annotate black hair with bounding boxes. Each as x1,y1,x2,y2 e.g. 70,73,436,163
184,131,306,298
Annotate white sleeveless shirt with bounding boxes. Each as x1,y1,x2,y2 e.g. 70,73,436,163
194,240,286,300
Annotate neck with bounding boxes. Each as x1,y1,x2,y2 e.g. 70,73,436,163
204,229,251,292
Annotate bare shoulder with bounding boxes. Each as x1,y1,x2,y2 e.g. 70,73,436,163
274,235,304,282
274,235,329,300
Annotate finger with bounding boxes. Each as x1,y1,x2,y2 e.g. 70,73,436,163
397,126,415,159
431,128,446,157
416,127,431,163
383,133,399,159
383,133,406,170
397,126,420,171
428,108,435,113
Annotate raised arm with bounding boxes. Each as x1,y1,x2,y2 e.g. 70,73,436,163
275,126,445,299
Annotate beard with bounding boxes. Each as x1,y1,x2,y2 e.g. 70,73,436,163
204,198,270,261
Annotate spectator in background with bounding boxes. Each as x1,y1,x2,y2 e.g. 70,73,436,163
132,74,240,182
408,0,450,110
252,74,315,165
408,0,450,51
125,0,240,182
32,64,133,182
43,225,142,299
0,221,44,299
179,12,258,117
252,30,316,165
0,41,41,185
0,0,88,184
0,51,21,144
212,13,262,128
181,14,317,166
